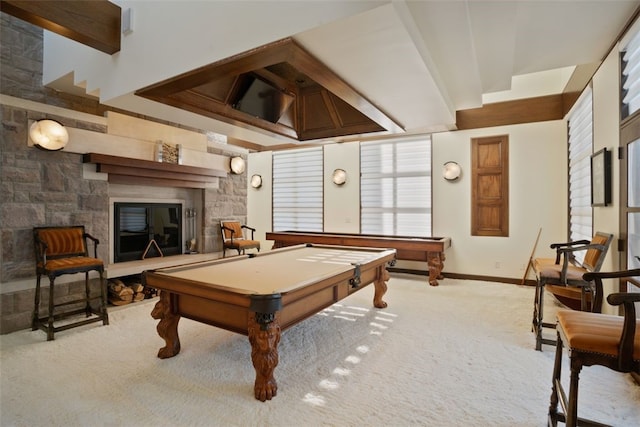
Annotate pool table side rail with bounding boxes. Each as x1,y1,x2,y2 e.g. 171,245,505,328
266,232,450,261
142,245,395,335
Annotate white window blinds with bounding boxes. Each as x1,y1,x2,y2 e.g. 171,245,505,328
567,86,593,262
360,137,432,236
272,147,323,231
622,25,640,119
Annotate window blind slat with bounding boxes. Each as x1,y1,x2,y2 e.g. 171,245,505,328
272,147,323,232
567,86,593,264
360,137,432,236
622,27,640,118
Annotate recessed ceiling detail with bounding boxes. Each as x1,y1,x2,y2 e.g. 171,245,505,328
135,38,403,142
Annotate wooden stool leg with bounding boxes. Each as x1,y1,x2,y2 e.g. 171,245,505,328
46,276,55,341
548,335,563,426
84,272,92,317
99,272,109,325
566,360,582,427
534,283,545,351
32,274,42,331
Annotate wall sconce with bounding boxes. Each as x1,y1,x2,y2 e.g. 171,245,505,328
250,174,263,188
29,119,69,151
230,156,246,174
443,161,461,182
332,168,347,185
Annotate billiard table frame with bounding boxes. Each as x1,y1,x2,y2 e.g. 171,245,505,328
142,244,395,401
266,231,451,286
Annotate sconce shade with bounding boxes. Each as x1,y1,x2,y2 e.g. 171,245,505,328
443,161,461,181
29,119,69,151
332,168,347,185
230,156,246,174
250,174,263,188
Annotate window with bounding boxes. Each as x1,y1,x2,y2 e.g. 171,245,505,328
567,86,593,263
360,137,432,236
272,147,323,231
621,25,640,120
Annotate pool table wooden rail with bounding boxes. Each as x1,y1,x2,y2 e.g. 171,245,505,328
266,231,451,286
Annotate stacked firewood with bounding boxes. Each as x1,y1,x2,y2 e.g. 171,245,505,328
108,278,146,305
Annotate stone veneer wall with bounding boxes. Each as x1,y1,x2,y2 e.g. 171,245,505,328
0,14,248,334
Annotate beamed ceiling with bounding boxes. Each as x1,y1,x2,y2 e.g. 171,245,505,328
135,38,403,142
3,1,640,150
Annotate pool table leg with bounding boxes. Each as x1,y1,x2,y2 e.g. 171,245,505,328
151,290,181,359
248,312,281,401
373,267,390,308
427,251,445,286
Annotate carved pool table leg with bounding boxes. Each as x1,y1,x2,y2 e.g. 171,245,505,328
248,312,281,401
427,251,445,286
151,290,181,359
373,268,390,308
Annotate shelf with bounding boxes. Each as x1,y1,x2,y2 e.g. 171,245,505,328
83,153,227,188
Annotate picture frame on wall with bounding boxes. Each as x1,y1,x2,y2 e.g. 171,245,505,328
590,148,612,206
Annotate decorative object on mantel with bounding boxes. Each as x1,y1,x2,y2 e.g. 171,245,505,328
443,161,462,182
230,156,246,174
332,168,347,185
250,174,263,189
29,119,69,151
185,208,198,254
156,141,182,164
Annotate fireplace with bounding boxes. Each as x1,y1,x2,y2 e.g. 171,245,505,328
114,202,183,262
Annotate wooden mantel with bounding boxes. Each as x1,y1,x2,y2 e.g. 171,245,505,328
83,153,227,189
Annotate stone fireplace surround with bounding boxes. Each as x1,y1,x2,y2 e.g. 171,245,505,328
0,16,249,334
0,102,250,334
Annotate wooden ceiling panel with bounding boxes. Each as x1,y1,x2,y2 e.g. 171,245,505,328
136,38,403,143
0,0,121,54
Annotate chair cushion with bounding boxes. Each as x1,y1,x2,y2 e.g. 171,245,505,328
533,257,556,273
37,227,86,256
222,222,244,240
557,310,640,360
538,264,587,283
583,233,609,270
39,257,103,272
226,240,260,250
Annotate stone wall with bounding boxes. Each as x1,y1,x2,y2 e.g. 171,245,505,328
0,14,248,334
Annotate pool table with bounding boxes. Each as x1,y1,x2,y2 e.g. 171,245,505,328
142,244,395,401
266,231,451,286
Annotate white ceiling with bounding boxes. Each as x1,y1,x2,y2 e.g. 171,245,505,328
47,0,640,147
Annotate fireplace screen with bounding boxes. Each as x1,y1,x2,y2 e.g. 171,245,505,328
114,202,182,262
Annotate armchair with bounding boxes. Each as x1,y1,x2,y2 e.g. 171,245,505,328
531,232,613,350
32,226,109,340
548,268,640,426
220,220,261,257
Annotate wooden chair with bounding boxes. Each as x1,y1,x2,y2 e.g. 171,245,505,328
532,232,613,350
548,268,640,427
33,226,109,340
220,220,260,257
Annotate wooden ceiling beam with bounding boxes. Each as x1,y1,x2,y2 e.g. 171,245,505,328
456,94,565,130
1,0,121,54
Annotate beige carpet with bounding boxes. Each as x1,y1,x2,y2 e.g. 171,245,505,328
1,275,639,426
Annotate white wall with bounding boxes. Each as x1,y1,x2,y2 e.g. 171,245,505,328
249,119,568,281
246,151,273,249
593,45,621,270
324,142,360,233
432,120,568,279
592,43,623,312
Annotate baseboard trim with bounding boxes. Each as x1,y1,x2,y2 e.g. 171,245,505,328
387,268,536,286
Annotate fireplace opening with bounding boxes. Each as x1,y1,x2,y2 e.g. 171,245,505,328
114,202,183,262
